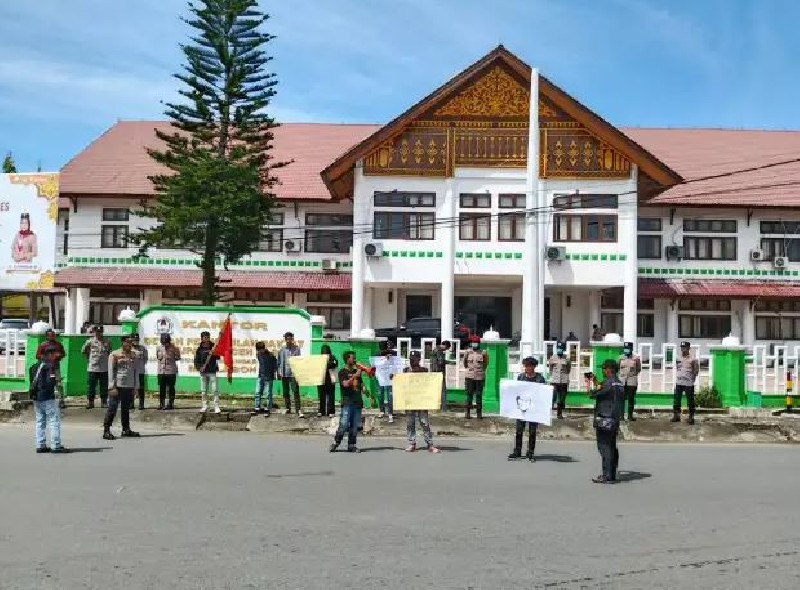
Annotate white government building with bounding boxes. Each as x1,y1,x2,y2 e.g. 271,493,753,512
54,47,800,363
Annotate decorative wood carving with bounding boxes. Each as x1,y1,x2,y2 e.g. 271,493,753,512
434,66,529,118
541,128,630,178
363,128,449,176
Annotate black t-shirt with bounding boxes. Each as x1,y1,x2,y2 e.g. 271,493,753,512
338,366,363,408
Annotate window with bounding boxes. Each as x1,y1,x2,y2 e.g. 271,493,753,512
638,235,662,259
257,212,284,252
683,219,736,233
89,302,140,326
101,225,128,248
756,316,800,340
308,291,351,303
233,290,285,302
307,306,351,330
638,217,662,231
374,192,435,208
761,221,800,234
373,212,434,240
760,238,800,262
459,194,491,208
57,208,69,255
600,313,623,336
102,208,129,222
638,314,655,338
459,213,491,241
499,194,526,209
89,288,140,299
163,288,202,300
498,213,525,241
754,300,800,313
553,194,617,210
678,299,731,311
683,237,736,260
600,313,654,338
553,214,617,242
679,315,732,339
305,214,353,226
304,229,353,253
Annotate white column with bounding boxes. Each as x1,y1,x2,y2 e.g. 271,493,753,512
667,301,679,344
141,289,162,309
75,287,90,330
64,288,77,333
440,177,456,341
588,291,601,338
622,165,639,343
364,286,373,330
742,301,755,346
521,68,541,348
350,166,367,337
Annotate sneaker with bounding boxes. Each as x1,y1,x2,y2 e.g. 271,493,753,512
102,431,116,441
121,430,140,438
36,447,51,454
157,405,165,411
526,452,535,462
347,446,360,453
201,404,208,413
508,450,522,460
298,412,305,419
377,412,385,418
85,403,94,410
388,414,394,423
317,412,323,417
592,475,608,484
405,445,417,452
329,443,339,453
671,416,681,423
688,417,695,425
51,447,68,454
284,408,291,415
427,446,441,453
165,405,174,411
214,406,221,414
264,410,271,417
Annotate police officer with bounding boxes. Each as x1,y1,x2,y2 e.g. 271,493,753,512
464,337,488,419
81,326,110,409
104,335,140,440
131,333,148,411
618,342,641,421
548,342,571,419
673,341,700,425
588,359,624,484
508,357,545,462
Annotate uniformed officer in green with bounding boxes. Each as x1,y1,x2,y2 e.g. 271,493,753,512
618,342,641,421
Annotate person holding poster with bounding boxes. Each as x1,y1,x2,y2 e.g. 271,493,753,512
317,345,338,417
508,357,545,462
403,351,441,453
277,332,303,416
330,351,363,453
588,359,625,484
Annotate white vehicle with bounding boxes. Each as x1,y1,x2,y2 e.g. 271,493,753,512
0,319,32,354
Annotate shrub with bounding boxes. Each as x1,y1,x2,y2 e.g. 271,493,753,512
695,385,722,408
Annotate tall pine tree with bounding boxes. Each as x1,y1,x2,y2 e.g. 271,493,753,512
2,152,17,173
134,0,286,304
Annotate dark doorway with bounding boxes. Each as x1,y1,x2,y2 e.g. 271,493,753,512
405,295,433,321
455,296,512,338
545,297,551,340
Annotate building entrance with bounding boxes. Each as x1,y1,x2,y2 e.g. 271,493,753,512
455,296,512,339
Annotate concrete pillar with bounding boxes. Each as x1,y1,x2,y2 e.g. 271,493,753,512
588,291,601,338
75,287,90,331
742,301,755,346
621,165,638,344
350,167,367,337
141,289,162,309
440,178,456,341
364,287,373,330
64,287,77,333
667,301,679,344
521,68,541,348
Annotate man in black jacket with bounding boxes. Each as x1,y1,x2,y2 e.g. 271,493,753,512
194,331,220,413
29,349,67,453
588,359,625,484
508,357,545,462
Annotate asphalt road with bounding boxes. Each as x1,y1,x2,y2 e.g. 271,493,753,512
1,424,799,590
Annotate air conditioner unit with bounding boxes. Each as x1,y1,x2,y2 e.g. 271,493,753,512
774,256,788,269
321,259,337,271
750,248,765,262
284,240,301,253
364,242,383,257
546,246,566,261
665,246,685,260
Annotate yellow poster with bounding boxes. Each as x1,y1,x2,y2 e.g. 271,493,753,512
392,372,443,411
288,355,329,386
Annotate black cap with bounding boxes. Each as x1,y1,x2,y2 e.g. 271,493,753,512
602,359,618,372
522,356,538,367
284,332,294,338
681,341,691,348
409,350,421,360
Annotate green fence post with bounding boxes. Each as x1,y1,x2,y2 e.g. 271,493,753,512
481,336,510,414
710,345,747,407
590,340,624,377
119,308,139,336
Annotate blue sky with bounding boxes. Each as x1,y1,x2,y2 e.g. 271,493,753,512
0,0,798,172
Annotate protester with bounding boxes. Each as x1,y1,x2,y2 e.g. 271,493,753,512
548,341,571,419
156,333,181,410
673,341,700,425
36,329,66,408
194,331,221,413
254,341,277,415
81,326,110,409
377,341,395,423
588,359,625,484
29,348,67,453
105,336,140,440
317,344,338,417
618,341,642,421
508,357,545,462
404,350,440,453
329,351,363,453
277,331,303,416
430,340,452,411
131,333,148,411
464,336,488,419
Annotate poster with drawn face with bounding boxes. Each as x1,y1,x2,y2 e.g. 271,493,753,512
0,173,58,290
499,379,553,425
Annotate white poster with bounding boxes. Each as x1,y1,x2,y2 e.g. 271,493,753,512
499,379,553,425
138,308,312,377
0,173,58,290
370,355,405,387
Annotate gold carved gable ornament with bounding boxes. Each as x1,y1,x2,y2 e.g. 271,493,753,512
435,66,529,118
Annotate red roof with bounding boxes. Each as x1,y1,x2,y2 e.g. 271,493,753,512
55,267,351,291
639,278,800,298
59,121,379,201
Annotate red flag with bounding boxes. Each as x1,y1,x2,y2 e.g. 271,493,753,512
212,315,234,383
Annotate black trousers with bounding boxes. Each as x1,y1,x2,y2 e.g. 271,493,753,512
87,371,108,405
318,381,335,415
624,385,637,417
282,377,301,413
552,383,568,410
137,374,145,409
673,385,695,415
104,388,132,431
465,378,484,417
596,427,619,480
158,374,177,408
513,420,537,454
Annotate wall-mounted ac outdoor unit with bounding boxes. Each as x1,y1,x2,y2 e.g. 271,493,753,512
284,240,301,253
546,246,566,261
665,246,684,260
774,256,788,269
749,248,765,262
364,243,383,257
321,259,337,271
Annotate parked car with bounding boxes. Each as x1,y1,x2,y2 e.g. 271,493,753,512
375,317,472,348
0,318,32,353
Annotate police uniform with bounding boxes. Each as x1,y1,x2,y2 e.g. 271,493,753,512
673,341,700,424
548,344,571,419
104,347,140,439
618,342,641,421
464,346,488,419
590,363,625,483
82,332,110,408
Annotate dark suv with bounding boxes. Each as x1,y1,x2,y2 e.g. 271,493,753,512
375,317,471,347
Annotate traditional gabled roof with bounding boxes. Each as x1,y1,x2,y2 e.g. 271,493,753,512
321,45,683,200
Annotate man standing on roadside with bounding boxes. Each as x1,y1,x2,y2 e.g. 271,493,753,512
277,331,303,416
157,334,181,410
430,340,452,411
588,359,624,484
104,336,140,440
29,348,67,453
673,341,700,425
508,357,545,462
131,333,148,411
36,329,66,408
194,331,221,413
548,342,571,419
81,326,110,409
464,336,488,419
330,351,363,453
404,351,440,453
618,342,641,421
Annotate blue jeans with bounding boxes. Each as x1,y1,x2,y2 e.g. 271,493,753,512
255,378,273,410
334,404,362,447
379,386,393,415
35,399,62,449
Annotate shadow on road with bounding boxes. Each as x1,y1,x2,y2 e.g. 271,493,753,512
359,446,397,453
60,447,112,453
136,433,186,438
265,471,334,479
534,454,578,463
436,445,471,452
616,471,652,483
